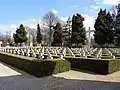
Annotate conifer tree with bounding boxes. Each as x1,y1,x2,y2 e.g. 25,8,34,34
52,22,62,46
71,13,86,47
105,12,114,44
36,24,42,44
94,9,107,45
115,4,120,45
13,24,28,44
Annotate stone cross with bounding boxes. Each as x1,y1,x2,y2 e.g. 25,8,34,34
88,27,91,46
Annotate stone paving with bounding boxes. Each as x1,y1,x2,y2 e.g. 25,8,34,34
0,62,120,90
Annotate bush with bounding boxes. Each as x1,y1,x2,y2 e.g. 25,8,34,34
108,60,120,74
65,57,120,74
0,52,70,77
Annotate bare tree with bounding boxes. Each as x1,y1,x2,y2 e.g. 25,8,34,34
25,26,37,36
25,26,37,46
42,11,59,46
0,33,4,41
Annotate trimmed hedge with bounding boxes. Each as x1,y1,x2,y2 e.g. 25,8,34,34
0,52,70,77
109,60,120,74
65,57,120,74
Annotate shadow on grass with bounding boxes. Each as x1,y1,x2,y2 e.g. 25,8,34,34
0,62,120,90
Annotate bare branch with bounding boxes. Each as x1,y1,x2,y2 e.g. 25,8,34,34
42,11,59,27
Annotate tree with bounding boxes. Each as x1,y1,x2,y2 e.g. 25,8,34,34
5,31,11,44
13,24,28,45
71,13,86,47
115,4,120,45
71,14,76,44
110,6,117,27
62,16,72,47
36,24,42,44
0,33,7,46
94,9,107,45
52,22,62,46
42,11,59,46
0,33,4,41
105,12,114,44
25,26,37,46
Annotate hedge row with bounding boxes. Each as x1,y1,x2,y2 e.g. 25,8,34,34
0,52,70,77
109,60,120,74
65,57,120,74
1,52,119,76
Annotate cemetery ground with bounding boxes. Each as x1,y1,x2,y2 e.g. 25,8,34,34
1,47,120,89
0,62,120,90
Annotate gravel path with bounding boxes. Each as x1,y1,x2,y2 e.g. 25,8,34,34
0,62,120,90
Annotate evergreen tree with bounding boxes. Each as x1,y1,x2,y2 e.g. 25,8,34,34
115,4,120,45
94,9,107,45
13,24,28,44
71,13,86,47
71,14,76,44
105,12,114,44
36,24,42,44
52,22,62,46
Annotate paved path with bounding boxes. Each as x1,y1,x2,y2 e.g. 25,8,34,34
0,62,120,90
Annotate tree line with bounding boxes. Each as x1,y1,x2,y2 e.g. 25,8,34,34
94,4,120,47
2,3,120,47
12,12,86,47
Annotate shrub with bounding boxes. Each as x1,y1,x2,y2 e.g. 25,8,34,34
0,52,70,77
65,57,120,74
108,59,120,74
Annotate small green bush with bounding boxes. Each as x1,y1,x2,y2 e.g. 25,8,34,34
65,57,120,74
0,52,70,77
108,59,120,74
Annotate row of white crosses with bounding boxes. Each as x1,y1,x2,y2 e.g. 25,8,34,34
61,47,66,59
1,46,119,59
84,48,91,56
70,47,94,58
46,47,53,59
0,47,44,59
108,48,120,58
108,48,117,54
97,48,102,59
105,48,115,59
70,48,82,57
91,48,98,55
67,47,75,57
81,48,87,58
114,48,120,53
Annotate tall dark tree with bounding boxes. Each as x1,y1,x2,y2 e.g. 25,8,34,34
36,24,42,44
13,24,28,45
52,22,62,46
105,12,114,44
42,11,59,46
115,4,120,45
62,17,72,47
71,14,76,44
94,9,107,45
71,13,86,47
